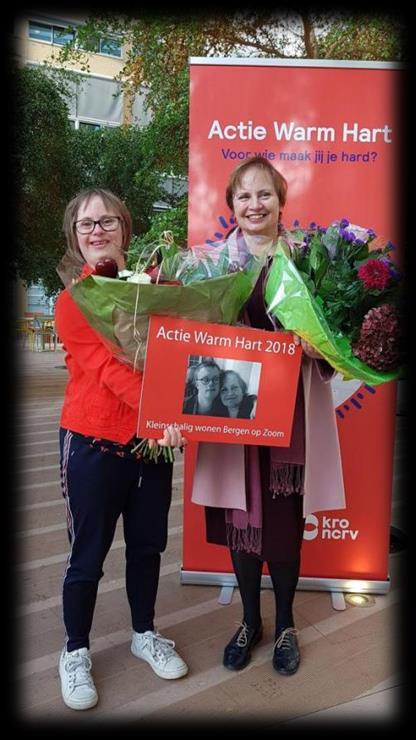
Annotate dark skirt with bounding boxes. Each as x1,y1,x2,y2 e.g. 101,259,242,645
205,447,305,563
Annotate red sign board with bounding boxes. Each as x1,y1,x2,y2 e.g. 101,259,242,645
138,315,301,446
183,59,401,587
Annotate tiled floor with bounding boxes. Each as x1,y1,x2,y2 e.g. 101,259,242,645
12,345,408,728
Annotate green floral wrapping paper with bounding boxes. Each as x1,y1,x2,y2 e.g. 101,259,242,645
70,269,256,369
264,247,400,385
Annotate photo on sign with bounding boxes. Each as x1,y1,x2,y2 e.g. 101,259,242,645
182,355,261,420
138,316,301,446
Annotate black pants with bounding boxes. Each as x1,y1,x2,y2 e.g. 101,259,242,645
59,429,173,651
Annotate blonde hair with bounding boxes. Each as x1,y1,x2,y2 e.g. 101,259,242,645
62,188,132,270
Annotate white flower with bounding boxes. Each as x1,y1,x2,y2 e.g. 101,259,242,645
126,272,152,284
347,223,371,243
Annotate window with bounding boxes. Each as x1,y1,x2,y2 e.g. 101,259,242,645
99,36,122,58
76,33,122,58
28,20,118,55
53,26,75,46
29,21,52,43
28,20,75,45
78,121,104,131
69,117,119,131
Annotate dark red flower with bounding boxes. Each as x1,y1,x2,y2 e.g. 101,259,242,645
357,259,391,291
352,304,401,372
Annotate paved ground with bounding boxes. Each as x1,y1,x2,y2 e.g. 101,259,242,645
12,345,408,729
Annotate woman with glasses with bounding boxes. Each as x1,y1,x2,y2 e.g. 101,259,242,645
182,358,223,415
54,189,188,712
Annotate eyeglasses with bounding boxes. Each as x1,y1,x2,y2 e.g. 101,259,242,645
74,216,122,234
196,376,220,386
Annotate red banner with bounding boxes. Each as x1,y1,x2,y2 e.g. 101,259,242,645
138,316,302,446
183,59,401,589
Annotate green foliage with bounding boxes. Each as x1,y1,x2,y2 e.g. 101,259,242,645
126,199,188,270
13,64,163,294
16,12,405,296
53,12,405,180
288,221,401,341
67,125,162,235
140,70,190,176
317,13,405,61
12,64,74,296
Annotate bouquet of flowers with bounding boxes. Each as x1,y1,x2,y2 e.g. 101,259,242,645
70,231,265,371
264,218,403,384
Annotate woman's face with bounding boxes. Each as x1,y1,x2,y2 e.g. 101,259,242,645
232,167,281,240
75,195,125,270
195,365,220,405
220,373,244,409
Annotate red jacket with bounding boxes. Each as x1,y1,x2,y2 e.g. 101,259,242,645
55,267,143,443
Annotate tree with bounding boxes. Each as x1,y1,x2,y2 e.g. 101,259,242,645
12,66,163,294
67,125,162,235
53,10,403,246
126,197,188,270
12,64,74,296
53,11,405,180
317,13,405,61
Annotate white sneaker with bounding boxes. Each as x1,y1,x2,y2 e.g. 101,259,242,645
131,630,188,679
59,646,98,710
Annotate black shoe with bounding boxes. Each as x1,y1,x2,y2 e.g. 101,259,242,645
272,627,300,675
223,621,263,671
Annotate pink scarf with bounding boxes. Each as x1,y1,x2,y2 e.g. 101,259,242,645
224,385,305,556
224,229,305,555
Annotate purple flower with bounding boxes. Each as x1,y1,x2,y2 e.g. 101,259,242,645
339,229,355,242
339,218,350,229
381,257,401,280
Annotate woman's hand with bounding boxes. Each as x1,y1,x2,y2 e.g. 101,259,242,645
293,334,324,360
148,424,188,450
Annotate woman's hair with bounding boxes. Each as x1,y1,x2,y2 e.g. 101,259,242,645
225,155,288,212
62,188,132,269
184,358,222,402
187,358,222,386
220,369,248,396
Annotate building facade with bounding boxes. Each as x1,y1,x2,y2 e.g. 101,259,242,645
13,11,187,312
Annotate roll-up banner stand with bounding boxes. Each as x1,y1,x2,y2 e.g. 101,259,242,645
182,58,402,597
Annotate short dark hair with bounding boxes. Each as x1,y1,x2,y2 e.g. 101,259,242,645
188,358,221,385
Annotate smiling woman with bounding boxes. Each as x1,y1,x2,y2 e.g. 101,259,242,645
53,187,189,711
73,193,127,272
225,155,287,242
57,189,132,286
182,358,222,416
191,155,346,679
217,369,257,420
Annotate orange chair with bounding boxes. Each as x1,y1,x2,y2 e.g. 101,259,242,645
16,318,36,349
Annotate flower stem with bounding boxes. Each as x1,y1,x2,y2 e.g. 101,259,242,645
131,438,175,463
